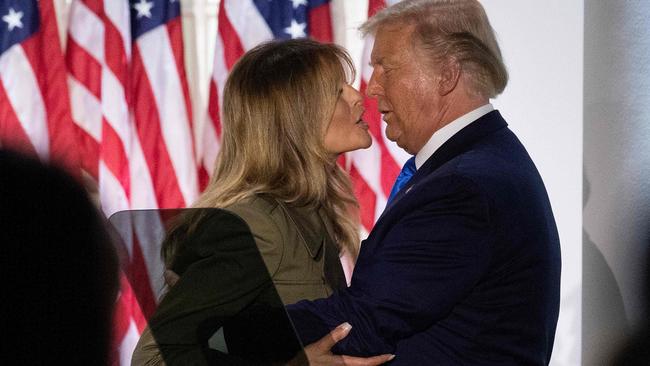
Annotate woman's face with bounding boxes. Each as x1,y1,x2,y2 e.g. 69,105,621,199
323,84,372,154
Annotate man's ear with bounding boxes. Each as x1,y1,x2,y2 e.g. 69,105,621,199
438,58,461,96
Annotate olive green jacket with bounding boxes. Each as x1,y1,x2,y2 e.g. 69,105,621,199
131,196,345,365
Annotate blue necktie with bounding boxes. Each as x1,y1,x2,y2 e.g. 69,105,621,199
386,156,416,205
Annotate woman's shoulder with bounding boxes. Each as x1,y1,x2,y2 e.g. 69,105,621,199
225,195,278,214
223,196,327,248
223,195,284,231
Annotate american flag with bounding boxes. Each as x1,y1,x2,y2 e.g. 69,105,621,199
0,0,79,172
66,0,197,364
200,0,333,179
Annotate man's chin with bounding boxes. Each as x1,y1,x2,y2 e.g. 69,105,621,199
393,138,416,155
385,129,400,144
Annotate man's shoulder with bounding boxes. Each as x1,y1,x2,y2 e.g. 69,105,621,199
435,130,537,187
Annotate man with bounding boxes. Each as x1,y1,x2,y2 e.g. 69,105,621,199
287,0,562,364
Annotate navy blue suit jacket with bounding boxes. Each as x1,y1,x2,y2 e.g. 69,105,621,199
287,111,561,365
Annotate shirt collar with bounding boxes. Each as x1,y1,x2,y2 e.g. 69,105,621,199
414,103,494,169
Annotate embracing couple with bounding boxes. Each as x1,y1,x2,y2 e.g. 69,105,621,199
132,1,561,365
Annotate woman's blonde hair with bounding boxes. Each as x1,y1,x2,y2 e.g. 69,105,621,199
164,39,360,264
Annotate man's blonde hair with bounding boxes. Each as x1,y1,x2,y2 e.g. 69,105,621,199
362,0,508,98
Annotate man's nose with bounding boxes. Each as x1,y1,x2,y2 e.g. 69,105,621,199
366,71,382,98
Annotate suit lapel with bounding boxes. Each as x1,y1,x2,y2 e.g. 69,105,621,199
379,110,508,218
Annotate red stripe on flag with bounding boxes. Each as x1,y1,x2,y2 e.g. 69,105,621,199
25,0,80,174
166,18,194,133
198,166,210,191
66,38,103,99
101,118,131,198
308,3,333,42
80,0,103,16
207,81,222,139
350,164,377,232
131,46,185,208
218,2,245,69
0,81,38,156
103,16,130,97
368,0,387,17
74,124,100,179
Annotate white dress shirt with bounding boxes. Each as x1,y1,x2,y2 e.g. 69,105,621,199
414,104,494,169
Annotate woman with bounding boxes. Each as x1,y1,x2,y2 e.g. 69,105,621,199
132,39,372,365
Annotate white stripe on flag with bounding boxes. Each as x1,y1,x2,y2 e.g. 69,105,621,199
223,0,274,50
361,35,375,82
68,1,105,63
129,122,160,209
212,34,228,108
101,68,131,149
350,138,384,195
0,46,49,159
350,138,390,218
136,28,198,206
104,0,132,58
202,114,221,172
68,76,102,141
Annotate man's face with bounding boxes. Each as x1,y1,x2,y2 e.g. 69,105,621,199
367,24,441,155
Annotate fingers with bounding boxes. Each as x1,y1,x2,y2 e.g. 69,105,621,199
330,322,353,343
314,322,352,351
304,324,395,366
341,354,395,366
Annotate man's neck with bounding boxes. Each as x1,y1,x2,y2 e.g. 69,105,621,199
436,96,490,133
414,102,494,169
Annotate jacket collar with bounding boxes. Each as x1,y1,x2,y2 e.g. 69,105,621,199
380,110,508,215
274,200,326,259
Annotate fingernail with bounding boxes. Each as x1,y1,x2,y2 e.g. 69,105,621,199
388,354,396,360
339,322,352,332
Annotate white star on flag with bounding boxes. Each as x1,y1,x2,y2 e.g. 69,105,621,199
2,8,24,31
291,0,308,9
133,0,154,19
284,19,306,39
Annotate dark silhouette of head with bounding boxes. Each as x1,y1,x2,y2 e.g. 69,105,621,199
0,150,118,365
